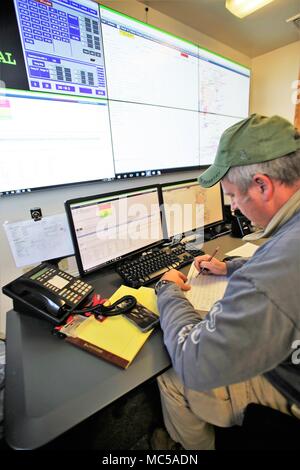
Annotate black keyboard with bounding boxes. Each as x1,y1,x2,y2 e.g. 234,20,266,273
116,243,204,288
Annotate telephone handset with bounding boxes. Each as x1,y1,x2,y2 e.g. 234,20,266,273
2,263,94,324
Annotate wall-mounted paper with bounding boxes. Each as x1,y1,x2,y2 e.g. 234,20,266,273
3,213,74,268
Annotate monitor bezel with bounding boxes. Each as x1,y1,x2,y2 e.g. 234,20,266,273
159,178,225,241
65,184,164,277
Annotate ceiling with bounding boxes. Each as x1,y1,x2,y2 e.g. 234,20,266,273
138,0,300,57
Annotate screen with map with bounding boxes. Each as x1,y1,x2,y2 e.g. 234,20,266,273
160,179,224,239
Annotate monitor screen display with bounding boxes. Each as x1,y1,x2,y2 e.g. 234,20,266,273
160,179,224,240
13,0,107,99
101,5,199,110
198,47,250,118
0,89,114,194
200,113,241,166
110,101,199,176
0,0,250,195
65,186,163,275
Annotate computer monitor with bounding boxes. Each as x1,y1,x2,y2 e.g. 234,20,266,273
13,0,107,99
100,5,199,110
101,5,250,179
0,89,114,194
198,47,250,118
160,179,224,240
0,0,250,195
65,185,163,276
110,101,199,176
199,113,241,166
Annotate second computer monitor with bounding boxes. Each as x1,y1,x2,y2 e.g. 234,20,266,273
160,179,224,240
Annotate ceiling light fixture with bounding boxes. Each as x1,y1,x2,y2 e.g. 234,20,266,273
225,0,275,19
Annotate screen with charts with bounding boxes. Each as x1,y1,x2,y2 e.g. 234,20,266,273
198,47,250,118
100,5,199,110
200,113,241,166
65,186,163,275
160,179,224,240
0,0,251,195
13,0,107,98
109,101,199,176
0,89,114,194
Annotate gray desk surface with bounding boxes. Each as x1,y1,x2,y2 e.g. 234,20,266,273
4,235,255,450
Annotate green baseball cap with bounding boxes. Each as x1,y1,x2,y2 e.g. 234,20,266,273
198,114,300,188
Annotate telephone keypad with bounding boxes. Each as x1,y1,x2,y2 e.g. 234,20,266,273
3,262,95,325
30,265,93,308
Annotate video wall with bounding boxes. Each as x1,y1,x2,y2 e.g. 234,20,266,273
0,0,250,195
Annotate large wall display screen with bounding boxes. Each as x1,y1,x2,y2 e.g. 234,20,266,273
0,0,250,195
198,48,250,118
200,113,242,166
0,89,114,194
100,6,199,110
13,0,107,98
109,101,199,176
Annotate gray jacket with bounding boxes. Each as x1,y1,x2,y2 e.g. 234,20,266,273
158,210,300,406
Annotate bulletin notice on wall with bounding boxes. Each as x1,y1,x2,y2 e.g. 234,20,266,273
3,213,74,267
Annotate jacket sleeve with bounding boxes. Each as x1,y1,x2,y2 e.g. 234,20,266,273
225,257,248,275
157,271,295,392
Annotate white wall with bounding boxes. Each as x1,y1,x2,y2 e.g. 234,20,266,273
0,0,251,335
250,41,300,121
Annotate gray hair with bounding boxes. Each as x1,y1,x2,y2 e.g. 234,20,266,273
223,148,300,193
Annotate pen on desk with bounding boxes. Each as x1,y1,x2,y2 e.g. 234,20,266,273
197,246,220,277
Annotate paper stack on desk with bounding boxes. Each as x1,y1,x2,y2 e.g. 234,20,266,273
65,285,158,369
225,242,258,258
185,264,228,312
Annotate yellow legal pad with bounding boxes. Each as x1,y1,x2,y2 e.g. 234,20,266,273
67,285,158,369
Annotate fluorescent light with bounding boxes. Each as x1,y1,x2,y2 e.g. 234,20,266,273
225,0,274,18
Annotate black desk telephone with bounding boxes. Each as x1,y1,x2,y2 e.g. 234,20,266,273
2,263,94,324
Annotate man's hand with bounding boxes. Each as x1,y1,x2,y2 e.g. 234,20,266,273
194,255,227,276
161,269,191,291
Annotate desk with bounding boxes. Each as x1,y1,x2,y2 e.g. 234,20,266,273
4,235,256,449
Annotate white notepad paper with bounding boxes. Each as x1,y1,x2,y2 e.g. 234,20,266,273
225,242,258,258
185,264,228,311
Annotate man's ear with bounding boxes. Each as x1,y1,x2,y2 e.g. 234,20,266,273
252,174,273,199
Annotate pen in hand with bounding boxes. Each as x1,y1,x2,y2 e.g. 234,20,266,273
197,246,220,277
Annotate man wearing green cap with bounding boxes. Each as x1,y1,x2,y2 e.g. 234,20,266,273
153,114,300,450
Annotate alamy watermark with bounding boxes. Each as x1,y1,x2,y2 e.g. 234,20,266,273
291,340,300,365
94,200,205,247
291,80,300,105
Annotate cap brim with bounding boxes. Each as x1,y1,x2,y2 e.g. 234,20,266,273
198,164,230,188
